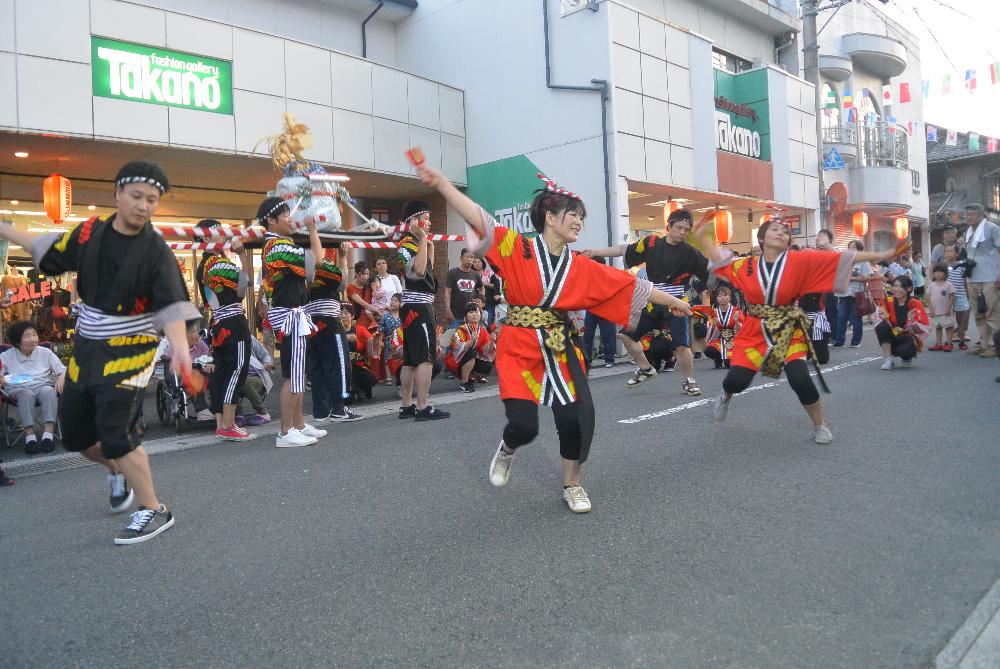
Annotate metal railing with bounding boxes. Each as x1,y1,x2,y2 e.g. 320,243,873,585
859,122,909,169
821,124,858,145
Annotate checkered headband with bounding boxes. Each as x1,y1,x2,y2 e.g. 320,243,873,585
537,173,581,201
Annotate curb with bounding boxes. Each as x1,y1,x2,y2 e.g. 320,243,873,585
935,577,1000,669
3,364,633,479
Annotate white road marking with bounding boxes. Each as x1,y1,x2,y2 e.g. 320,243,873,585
618,356,882,424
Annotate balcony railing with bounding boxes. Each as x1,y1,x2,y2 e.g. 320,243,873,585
821,124,857,145
859,122,909,169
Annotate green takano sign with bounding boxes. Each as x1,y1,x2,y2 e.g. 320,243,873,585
713,68,771,161
464,155,544,237
91,36,233,115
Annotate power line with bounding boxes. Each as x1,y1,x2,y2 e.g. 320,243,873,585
925,0,1000,60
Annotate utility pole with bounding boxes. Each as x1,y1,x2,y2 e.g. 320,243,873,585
801,0,826,238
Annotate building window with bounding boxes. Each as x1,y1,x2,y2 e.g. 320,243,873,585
712,49,752,74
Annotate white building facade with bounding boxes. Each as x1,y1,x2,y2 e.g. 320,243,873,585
815,0,929,252
396,0,818,254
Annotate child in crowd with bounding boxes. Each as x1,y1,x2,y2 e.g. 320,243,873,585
368,273,389,315
944,244,971,350
705,284,744,369
927,263,956,351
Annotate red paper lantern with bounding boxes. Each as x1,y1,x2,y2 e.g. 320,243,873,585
662,201,683,227
43,173,72,223
894,216,909,240
714,209,733,244
852,211,869,237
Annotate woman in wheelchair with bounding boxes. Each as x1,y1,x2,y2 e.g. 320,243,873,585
0,320,66,454
158,326,214,424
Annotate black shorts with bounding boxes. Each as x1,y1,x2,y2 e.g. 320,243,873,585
208,315,251,413
459,349,493,375
59,335,156,460
279,335,294,379
400,303,436,367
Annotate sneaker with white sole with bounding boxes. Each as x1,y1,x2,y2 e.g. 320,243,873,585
489,442,515,487
300,423,327,438
682,377,702,396
626,367,657,387
329,408,363,422
880,357,894,370
113,504,175,545
216,425,255,441
900,358,912,368
108,473,134,514
276,429,317,448
713,391,731,422
813,424,834,445
562,485,592,513
196,409,215,421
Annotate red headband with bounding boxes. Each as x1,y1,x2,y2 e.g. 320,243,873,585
537,173,581,201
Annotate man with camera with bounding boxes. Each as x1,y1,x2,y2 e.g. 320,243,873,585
961,204,1000,358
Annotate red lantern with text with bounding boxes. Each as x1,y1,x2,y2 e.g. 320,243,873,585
714,209,733,244
852,211,868,237
662,201,683,227
894,216,909,240
43,174,72,223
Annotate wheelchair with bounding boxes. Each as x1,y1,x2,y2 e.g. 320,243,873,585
154,356,213,433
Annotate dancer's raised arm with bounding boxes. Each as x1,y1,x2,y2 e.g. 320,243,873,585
415,163,486,239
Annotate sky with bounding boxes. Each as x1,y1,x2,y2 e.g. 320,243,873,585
874,0,1000,137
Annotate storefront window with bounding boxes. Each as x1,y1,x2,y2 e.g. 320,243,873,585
712,49,752,74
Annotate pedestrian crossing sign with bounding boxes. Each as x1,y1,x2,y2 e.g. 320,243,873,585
823,148,846,170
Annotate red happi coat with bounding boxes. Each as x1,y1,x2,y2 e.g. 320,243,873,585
706,305,745,361
472,209,649,405
445,322,495,376
712,250,851,371
875,296,931,352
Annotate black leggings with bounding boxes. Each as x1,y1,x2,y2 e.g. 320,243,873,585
722,360,819,406
875,321,916,360
502,398,585,461
812,334,830,365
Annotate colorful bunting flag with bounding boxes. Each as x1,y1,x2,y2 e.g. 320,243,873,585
882,85,893,106
907,121,913,137
842,88,853,108
825,89,837,109
989,138,997,153
942,74,951,95
922,80,930,98
965,69,977,90
991,62,1000,85
846,107,857,124
927,125,938,142
970,133,980,151
899,82,912,104
946,129,958,146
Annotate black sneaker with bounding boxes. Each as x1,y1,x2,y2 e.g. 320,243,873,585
113,505,175,545
109,473,134,514
398,404,416,419
0,466,13,487
329,408,363,422
458,381,475,393
415,406,450,421
39,436,55,453
24,439,39,455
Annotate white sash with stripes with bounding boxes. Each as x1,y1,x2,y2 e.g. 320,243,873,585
267,306,317,393
75,303,155,339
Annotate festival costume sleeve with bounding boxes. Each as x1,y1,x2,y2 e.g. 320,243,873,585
623,238,648,268
691,247,710,283
793,250,857,295
908,298,931,341
581,261,653,332
397,234,424,279
33,224,85,275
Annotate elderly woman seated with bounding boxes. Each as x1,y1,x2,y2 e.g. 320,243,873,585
0,320,66,454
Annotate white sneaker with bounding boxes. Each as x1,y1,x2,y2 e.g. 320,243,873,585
299,423,327,438
196,409,214,421
813,424,834,445
880,358,894,370
562,485,592,513
713,390,731,422
900,358,912,368
488,442,515,487
275,429,318,448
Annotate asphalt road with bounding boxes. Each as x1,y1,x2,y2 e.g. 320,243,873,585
2,338,999,668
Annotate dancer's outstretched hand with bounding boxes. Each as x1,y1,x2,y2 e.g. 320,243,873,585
671,301,693,318
416,163,446,188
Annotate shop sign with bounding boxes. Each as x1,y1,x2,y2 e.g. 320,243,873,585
91,36,233,115
5,280,53,305
466,155,545,237
713,69,771,162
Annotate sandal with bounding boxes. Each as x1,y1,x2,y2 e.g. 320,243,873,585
928,344,943,351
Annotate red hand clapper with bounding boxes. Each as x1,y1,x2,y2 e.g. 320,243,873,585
405,147,426,167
